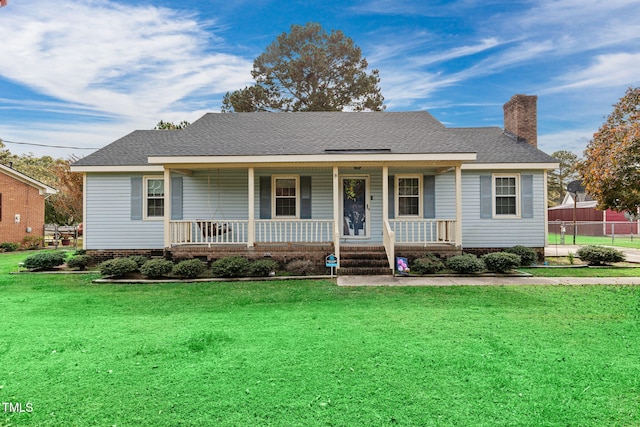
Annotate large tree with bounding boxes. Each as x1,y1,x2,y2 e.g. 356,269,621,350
222,22,385,112
547,150,580,206
579,87,640,213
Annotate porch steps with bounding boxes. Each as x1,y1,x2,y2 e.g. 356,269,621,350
338,245,392,276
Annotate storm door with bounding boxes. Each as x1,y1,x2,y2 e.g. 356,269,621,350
341,177,369,238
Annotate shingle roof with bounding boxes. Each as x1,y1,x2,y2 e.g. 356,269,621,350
73,111,556,166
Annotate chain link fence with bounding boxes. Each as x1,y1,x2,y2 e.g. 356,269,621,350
548,221,639,246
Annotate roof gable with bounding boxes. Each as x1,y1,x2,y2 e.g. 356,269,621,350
0,163,57,194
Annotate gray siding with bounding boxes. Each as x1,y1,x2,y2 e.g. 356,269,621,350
85,173,164,249
85,167,548,250
184,169,249,220
460,170,547,247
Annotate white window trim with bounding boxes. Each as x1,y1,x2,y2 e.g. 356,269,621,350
493,173,520,218
395,174,423,218
143,175,165,220
272,175,300,219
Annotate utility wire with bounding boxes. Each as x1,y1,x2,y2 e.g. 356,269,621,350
1,139,95,150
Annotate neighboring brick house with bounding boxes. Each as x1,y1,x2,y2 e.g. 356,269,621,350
0,163,57,245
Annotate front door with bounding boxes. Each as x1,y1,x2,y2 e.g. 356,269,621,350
341,177,369,238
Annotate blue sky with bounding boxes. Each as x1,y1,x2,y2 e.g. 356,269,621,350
1,0,639,159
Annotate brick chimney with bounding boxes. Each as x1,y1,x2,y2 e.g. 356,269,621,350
503,94,537,148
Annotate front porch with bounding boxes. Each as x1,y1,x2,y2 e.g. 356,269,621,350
158,163,466,271
168,218,457,272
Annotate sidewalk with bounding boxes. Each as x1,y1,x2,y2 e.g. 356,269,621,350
337,275,640,287
337,244,640,287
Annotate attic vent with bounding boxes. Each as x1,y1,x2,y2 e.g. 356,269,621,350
324,148,391,153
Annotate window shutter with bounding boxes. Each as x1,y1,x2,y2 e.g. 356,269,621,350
423,175,435,219
131,177,143,220
521,175,533,218
259,176,271,219
388,175,395,219
480,175,492,219
300,176,312,219
171,176,183,220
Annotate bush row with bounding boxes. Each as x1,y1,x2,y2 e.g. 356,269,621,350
98,256,290,279
409,245,538,275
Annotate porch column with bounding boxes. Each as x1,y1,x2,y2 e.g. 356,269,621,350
382,166,389,223
248,167,255,247
333,166,340,267
455,165,463,248
164,167,171,249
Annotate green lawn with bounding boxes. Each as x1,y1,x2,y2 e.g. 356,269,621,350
2,251,640,426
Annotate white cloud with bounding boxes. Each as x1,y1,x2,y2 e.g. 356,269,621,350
539,130,594,157
546,53,640,93
0,0,252,125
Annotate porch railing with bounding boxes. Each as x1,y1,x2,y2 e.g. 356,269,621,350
255,219,334,243
383,220,395,270
389,219,456,244
170,220,248,245
170,219,334,245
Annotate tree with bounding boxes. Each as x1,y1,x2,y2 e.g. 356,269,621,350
222,22,385,113
547,150,579,206
47,157,83,225
579,87,640,213
154,120,190,130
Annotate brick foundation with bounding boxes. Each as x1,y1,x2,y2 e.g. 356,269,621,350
86,249,165,263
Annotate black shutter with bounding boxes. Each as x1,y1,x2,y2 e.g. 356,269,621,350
259,176,271,219
300,176,312,219
423,175,435,218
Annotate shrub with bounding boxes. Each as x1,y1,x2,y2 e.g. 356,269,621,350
576,245,625,266
411,254,445,274
211,256,250,278
248,259,278,277
128,255,148,268
99,258,139,277
504,245,538,266
482,252,521,273
23,251,67,270
172,259,206,279
0,242,20,252
140,259,174,279
21,236,44,250
67,255,92,271
285,259,315,276
446,253,485,274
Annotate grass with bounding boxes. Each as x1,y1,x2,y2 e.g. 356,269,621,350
2,251,640,426
548,232,640,249
521,266,640,277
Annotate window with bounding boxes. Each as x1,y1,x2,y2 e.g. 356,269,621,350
273,176,298,218
396,175,421,217
494,175,519,216
145,177,164,219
